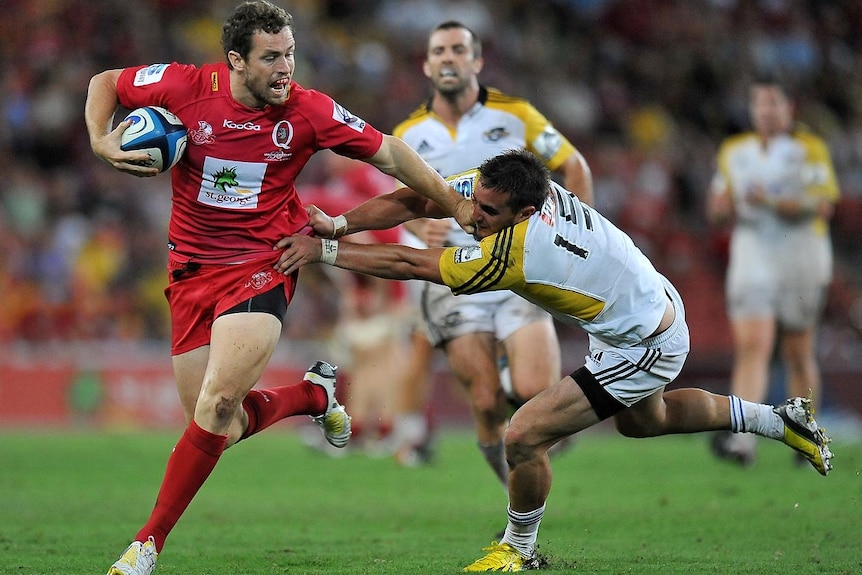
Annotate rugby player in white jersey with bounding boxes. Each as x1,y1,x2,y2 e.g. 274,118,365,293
707,78,839,467
275,149,833,572
391,20,593,481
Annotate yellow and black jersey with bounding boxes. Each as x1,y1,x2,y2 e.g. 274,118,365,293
395,86,577,246
437,171,668,348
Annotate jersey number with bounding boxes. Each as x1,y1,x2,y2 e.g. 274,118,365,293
554,234,588,258
553,187,591,259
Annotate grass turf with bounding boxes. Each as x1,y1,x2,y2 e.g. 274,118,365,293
0,427,859,574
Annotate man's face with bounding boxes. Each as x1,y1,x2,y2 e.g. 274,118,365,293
230,28,295,108
469,182,534,240
750,85,793,138
423,28,482,97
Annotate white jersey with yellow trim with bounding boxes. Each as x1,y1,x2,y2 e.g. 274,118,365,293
712,128,839,238
394,86,576,247
713,128,839,317
438,171,668,348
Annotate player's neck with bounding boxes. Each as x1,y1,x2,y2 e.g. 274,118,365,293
431,86,480,127
757,128,788,148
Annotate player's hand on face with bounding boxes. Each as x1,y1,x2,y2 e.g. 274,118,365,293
305,205,335,237
451,197,476,237
91,119,160,177
273,234,322,275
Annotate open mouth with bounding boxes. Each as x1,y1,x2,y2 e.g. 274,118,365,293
270,77,290,95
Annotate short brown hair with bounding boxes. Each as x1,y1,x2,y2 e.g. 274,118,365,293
222,1,294,67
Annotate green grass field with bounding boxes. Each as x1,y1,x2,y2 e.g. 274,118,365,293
1,427,860,575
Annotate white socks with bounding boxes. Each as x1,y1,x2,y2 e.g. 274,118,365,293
728,395,783,439
502,504,544,557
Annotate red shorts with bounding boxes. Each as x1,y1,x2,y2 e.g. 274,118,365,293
165,255,297,355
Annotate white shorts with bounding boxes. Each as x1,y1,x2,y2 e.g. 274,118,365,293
726,225,831,329
581,278,690,414
420,281,553,347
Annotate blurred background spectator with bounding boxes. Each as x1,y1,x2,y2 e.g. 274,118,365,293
2,0,862,417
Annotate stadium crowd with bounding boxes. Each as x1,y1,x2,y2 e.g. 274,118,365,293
3,0,862,367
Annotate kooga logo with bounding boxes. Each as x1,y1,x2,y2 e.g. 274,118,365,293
223,119,261,131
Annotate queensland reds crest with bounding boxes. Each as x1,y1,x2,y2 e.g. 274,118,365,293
272,120,294,149
245,271,273,290
189,120,215,145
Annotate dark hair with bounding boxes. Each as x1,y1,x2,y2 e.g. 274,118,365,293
750,72,793,100
222,1,294,67
430,20,482,59
477,150,550,212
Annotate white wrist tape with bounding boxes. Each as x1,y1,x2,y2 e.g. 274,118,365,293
331,214,348,238
320,239,338,265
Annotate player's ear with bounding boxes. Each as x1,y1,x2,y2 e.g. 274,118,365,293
473,56,484,75
422,60,432,79
513,205,535,224
227,50,245,71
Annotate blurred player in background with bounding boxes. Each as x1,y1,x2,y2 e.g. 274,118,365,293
390,21,594,484
275,149,833,572
707,77,839,467
84,2,471,574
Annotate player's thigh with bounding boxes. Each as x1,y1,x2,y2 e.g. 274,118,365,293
776,282,828,332
172,345,210,422
444,331,499,395
613,388,666,437
422,282,503,346
501,317,561,400
730,315,776,356
508,376,599,449
726,230,777,319
203,311,283,398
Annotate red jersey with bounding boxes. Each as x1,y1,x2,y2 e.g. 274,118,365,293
116,62,384,264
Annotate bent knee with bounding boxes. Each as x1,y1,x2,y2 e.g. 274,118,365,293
196,392,243,426
503,418,542,465
470,386,507,422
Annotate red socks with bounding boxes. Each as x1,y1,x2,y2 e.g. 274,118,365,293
134,382,327,552
136,421,227,552
240,381,327,440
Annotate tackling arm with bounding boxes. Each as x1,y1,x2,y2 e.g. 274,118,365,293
306,185,455,239
274,234,446,284
364,135,474,234
341,187,449,233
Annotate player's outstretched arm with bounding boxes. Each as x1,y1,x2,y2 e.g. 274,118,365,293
364,135,475,235
306,187,452,238
274,234,445,284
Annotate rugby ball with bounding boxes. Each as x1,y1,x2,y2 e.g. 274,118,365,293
120,106,188,172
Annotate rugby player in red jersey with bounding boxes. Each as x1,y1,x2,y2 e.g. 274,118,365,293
85,2,472,574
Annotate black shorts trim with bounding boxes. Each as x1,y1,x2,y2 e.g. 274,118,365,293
219,285,288,323
571,366,626,421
